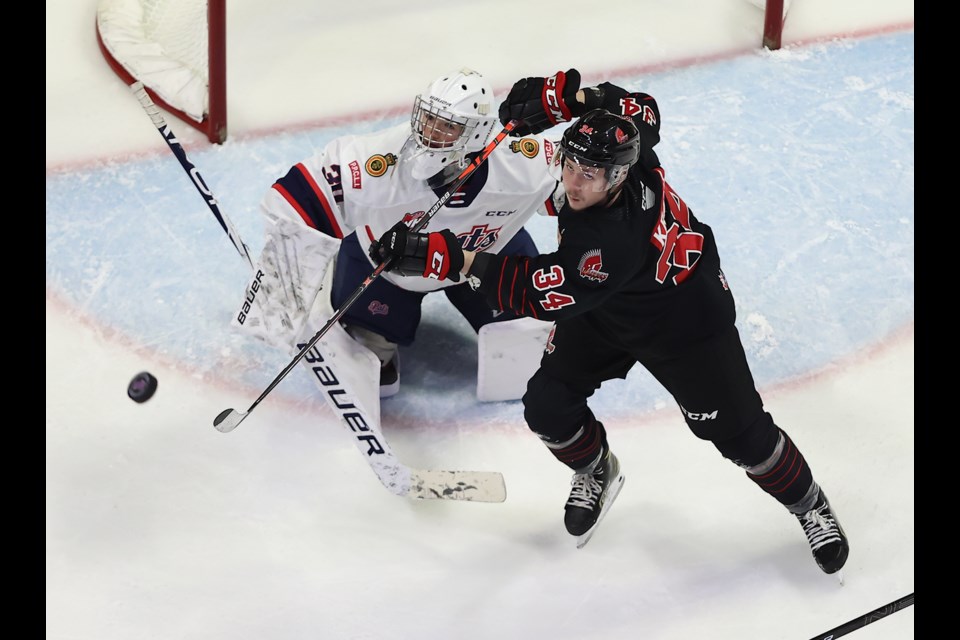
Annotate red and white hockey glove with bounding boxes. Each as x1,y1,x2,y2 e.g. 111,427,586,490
498,69,583,136
370,222,463,282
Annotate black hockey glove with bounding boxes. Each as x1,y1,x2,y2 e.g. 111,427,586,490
498,69,583,136
369,222,463,282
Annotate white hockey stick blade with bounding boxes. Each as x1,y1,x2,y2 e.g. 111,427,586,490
213,408,247,433
407,470,507,503
575,473,625,549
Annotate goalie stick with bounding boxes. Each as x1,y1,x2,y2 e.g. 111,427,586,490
130,83,253,269
131,80,510,502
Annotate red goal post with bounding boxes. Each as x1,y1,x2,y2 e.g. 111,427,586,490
96,0,227,144
762,0,787,50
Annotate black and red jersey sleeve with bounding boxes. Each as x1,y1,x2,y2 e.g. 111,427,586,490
587,82,661,170
469,230,634,321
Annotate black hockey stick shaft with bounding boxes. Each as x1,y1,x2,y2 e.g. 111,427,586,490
131,82,255,270
809,592,914,640
213,119,519,431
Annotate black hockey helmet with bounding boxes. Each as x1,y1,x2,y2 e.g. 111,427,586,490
550,108,640,191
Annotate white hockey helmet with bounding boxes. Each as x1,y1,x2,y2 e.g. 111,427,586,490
402,68,496,183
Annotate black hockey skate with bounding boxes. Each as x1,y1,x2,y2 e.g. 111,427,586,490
379,352,400,399
795,490,849,574
564,446,625,548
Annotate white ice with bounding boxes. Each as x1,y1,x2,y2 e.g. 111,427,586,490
47,1,914,639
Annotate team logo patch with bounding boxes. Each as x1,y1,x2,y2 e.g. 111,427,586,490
509,138,540,158
365,153,397,177
368,300,389,316
577,249,609,282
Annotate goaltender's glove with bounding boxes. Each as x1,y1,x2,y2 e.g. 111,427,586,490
498,69,583,136
369,221,463,282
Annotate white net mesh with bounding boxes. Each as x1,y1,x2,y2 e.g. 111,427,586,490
97,0,209,122
142,0,209,79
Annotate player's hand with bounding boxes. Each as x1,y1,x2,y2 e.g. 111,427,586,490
370,222,463,282
498,69,582,136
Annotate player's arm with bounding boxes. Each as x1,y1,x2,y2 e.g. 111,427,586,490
260,140,350,239
463,248,621,321
370,222,619,321
579,82,661,169
498,70,661,169
237,141,350,349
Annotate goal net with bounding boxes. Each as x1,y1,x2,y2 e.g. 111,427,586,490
96,0,227,143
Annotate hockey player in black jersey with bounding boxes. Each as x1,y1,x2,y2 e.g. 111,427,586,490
371,69,849,572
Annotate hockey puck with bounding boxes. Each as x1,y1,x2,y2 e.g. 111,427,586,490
127,371,158,403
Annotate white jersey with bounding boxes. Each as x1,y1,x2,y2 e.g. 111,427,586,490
260,122,559,292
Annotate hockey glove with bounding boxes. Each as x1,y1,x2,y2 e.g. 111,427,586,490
498,69,583,136
370,222,463,282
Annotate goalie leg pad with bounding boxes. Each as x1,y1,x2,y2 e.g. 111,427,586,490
477,317,555,402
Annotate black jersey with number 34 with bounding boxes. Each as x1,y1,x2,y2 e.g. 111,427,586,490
469,86,723,344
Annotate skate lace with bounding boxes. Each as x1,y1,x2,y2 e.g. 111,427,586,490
799,505,841,551
567,473,603,509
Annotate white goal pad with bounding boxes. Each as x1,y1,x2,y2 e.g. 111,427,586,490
476,317,554,402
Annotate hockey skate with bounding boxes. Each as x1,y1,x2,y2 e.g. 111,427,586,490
379,352,400,399
564,446,625,548
795,490,849,576
342,323,400,399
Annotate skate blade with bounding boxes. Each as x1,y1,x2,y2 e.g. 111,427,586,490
575,472,625,549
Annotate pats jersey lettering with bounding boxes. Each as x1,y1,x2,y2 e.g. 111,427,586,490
262,123,559,293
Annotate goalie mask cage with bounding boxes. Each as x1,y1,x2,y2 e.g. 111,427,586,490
96,0,227,143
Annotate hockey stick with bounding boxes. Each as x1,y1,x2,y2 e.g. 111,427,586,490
808,593,914,640
212,118,518,434
132,80,511,501
131,82,254,269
